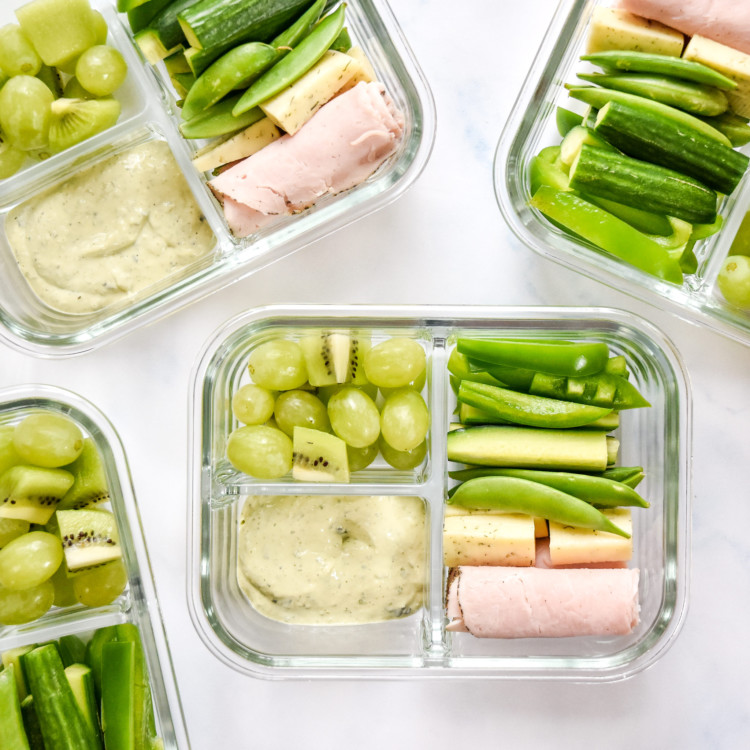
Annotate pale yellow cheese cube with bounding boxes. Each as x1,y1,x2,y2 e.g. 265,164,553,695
684,35,750,118
548,508,633,566
586,7,684,56
260,50,362,135
533,516,548,538
344,46,377,85
443,512,535,567
192,118,281,173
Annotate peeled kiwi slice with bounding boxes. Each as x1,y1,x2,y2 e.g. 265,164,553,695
292,427,349,482
57,508,121,572
300,332,351,386
58,438,110,510
346,333,371,384
0,465,74,524
48,97,121,154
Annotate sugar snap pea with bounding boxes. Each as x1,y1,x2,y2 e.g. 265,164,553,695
448,468,649,508
577,72,729,117
181,42,278,120
457,380,613,429
582,50,738,91
447,476,630,538
179,93,265,139
233,3,346,116
594,466,644,489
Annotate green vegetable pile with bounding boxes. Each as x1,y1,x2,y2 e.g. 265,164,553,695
122,0,352,141
0,624,161,750
446,337,650,538
529,48,750,285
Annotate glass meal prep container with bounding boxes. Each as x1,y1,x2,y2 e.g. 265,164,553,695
0,0,434,357
0,384,190,748
495,0,750,346
187,303,691,680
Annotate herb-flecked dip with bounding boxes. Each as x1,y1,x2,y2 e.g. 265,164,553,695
6,140,215,314
237,495,426,625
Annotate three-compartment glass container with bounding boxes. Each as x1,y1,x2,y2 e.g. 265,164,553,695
187,304,691,680
495,0,750,345
0,0,434,356
0,384,190,747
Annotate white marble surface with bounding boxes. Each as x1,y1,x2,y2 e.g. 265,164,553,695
2,0,750,746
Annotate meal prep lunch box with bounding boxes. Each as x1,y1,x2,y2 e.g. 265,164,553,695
495,0,750,346
0,384,190,748
0,0,434,357
187,304,691,681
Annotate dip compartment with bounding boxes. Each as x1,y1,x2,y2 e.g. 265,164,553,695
188,304,690,680
495,0,750,346
0,384,190,748
0,0,435,356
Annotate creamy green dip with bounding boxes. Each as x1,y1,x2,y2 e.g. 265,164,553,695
237,495,426,625
6,140,215,314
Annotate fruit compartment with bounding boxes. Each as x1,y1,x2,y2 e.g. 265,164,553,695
0,384,190,747
187,304,690,680
494,0,750,345
0,0,434,356
0,1,155,209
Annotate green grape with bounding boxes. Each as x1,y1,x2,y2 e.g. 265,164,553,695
379,435,427,470
0,580,54,624
274,390,330,436
232,384,276,425
227,424,292,478
62,76,96,100
0,530,63,590
0,75,54,151
0,136,26,179
327,387,380,448
380,389,429,452
73,559,127,607
247,340,308,390
364,338,426,388
0,25,42,77
379,367,427,399
13,412,84,467
75,45,127,97
317,382,378,404
717,255,750,309
0,518,29,548
50,563,77,607
0,425,21,474
347,442,379,472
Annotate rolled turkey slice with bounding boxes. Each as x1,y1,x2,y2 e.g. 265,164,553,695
209,81,404,237
620,0,750,55
446,565,639,638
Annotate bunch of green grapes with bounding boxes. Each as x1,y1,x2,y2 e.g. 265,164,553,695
226,332,431,480
0,412,126,626
0,0,128,178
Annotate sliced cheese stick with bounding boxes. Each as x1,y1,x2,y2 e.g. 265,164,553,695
446,566,639,637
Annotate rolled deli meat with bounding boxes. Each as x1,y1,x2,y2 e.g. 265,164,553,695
209,81,405,237
620,0,750,55
446,566,640,638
